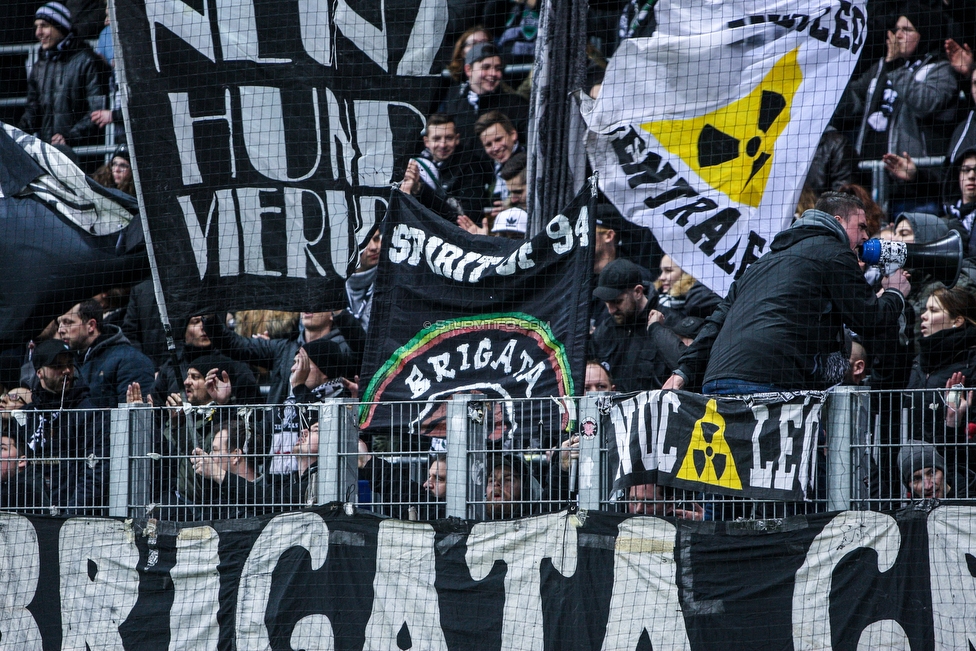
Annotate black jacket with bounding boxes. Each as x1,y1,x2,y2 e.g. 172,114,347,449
17,36,109,146
78,325,156,408
19,382,107,514
205,320,359,405
676,210,906,391
441,84,530,154
656,281,722,321
411,147,493,218
907,326,976,452
588,301,669,393
804,127,854,196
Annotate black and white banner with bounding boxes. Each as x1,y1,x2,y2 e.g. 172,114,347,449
357,188,593,441
9,506,976,649
0,124,147,347
114,0,448,317
603,390,825,500
582,0,865,295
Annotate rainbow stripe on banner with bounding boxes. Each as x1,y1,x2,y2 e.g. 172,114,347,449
359,312,574,429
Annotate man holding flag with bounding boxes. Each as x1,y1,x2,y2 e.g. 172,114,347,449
662,192,910,393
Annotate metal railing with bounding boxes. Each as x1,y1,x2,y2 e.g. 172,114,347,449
4,385,973,522
857,156,945,214
1,39,116,161
0,42,39,109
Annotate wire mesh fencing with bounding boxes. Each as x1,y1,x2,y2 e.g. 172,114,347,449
2,387,974,522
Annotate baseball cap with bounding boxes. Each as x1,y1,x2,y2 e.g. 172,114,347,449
32,339,72,371
492,208,528,235
593,259,644,301
466,42,501,67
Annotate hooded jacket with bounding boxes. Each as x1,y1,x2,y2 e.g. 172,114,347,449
78,324,156,408
675,210,906,391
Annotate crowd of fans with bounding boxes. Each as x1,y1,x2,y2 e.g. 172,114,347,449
8,1,976,520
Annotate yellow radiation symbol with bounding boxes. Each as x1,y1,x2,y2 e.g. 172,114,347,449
676,399,742,490
642,47,802,208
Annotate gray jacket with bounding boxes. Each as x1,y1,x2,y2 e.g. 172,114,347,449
846,54,957,158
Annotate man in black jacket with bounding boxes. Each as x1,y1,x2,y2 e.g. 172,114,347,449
664,192,912,394
58,299,155,408
440,43,529,154
400,114,492,220
588,259,670,392
20,339,106,514
17,2,109,148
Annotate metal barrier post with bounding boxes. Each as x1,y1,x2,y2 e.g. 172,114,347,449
446,395,471,518
318,400,342,505
109,407,131,517
126,404,154,514
338,401,360,505
825,386,855,511
577,395,602,511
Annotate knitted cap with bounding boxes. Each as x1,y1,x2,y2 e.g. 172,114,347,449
35,2,72,34
897,442,946,487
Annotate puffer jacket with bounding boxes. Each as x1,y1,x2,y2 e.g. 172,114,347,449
78,325,156,408
17,35,109,146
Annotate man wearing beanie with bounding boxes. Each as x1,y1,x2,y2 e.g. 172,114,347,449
440,42,529,155
18,1,109,149
897,441,976,499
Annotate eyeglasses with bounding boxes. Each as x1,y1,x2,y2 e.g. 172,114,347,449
960,166,976,175
112,162,130,170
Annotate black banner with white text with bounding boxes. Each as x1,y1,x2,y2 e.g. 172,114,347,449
114,0,448,317
357,188,593,443
9,506,976,649
603,390,825,500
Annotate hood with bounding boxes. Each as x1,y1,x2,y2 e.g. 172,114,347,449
83,324,134,362
771,209,849,252
895,212,947,245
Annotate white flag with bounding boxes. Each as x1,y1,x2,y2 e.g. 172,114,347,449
583,0,865,295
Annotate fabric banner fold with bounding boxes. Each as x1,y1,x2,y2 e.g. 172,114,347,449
114,0,448,318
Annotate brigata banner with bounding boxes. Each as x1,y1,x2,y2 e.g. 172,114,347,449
358,187,593,444
8,506,976,649
113,0,448,317
603,390,825,500
582,0,865,296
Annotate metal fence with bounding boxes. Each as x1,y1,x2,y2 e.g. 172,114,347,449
2,386,973,521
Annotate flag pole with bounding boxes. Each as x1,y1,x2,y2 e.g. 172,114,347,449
110,0,180,376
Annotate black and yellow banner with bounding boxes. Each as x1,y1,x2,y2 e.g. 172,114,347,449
604,390,825,500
